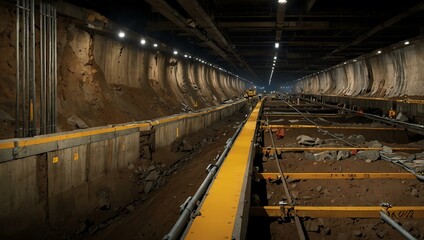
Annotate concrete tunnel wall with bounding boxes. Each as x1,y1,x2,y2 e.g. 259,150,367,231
0,100,247,237
295,38,424,98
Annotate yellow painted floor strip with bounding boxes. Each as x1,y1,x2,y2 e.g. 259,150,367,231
256,172,416,180
250,206,424,218
185,100,263,240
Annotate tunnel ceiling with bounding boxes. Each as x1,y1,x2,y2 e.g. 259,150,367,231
70,0,424,87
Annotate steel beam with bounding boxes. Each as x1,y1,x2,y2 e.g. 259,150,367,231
262,124,405,131
255,172,416,180
250,206,424,218
262,147,423,154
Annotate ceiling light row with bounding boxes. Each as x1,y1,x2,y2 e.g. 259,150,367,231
116,30,252,84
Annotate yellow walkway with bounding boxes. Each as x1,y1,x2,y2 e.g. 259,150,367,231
184,99,263,240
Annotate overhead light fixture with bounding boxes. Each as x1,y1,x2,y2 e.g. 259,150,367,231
118,31,125,38
278,0,287,4
377,50,382,54
353,59,357,62
274,56,277,60
153,43,158,48
275,42,279,48
184,54,188,58
173,50,178,55
404,41,410,45
140,38,146,45
344,62,347,65
273,63,275,66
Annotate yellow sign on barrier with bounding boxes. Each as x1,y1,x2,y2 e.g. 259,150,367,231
52,157,59,163
73,153,78,161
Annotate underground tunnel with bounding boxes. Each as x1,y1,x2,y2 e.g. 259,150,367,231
0,0,424,239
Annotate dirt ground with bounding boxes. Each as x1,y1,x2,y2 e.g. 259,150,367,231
66,111,248,240
247,99,424,239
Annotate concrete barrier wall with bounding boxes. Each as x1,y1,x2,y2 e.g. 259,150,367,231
305,94,424,124
0,100,246,237
295,38,424,98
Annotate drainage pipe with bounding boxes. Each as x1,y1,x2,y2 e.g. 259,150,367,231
163,119,246,240
15,0,20,137
380,211,416,240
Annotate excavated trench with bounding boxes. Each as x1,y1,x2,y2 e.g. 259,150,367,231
247,97,424,240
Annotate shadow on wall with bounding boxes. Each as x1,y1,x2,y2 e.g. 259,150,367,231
0,2,246,139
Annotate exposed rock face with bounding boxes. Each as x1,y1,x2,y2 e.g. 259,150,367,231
0,1,246,139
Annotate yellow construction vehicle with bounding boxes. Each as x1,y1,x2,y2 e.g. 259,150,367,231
244,89,256,98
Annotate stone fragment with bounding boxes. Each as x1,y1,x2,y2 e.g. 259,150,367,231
336,150,350,160
353,230,362,237
304,152,316,161
0,109,14,121
144,181,153,193
316,186,323,192
126,204,135,212
314,151,336,161
147,165,156,172
67,115,89,129
98,191,111,210
357,150,380,161
267,192,273,200
381,146,393,154
180,140,193,151
406,154,416,162
415,152,424,159
347,134,365,144
305,219,320,232
143,145,151,159
297,135,316,146
396,112,409,122
365,159,373,163
145,170,160,181
411,188,419,197
366,140,382,148
127,163,134,170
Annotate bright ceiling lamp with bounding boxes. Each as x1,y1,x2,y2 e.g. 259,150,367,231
173,50,178,55
274,56,277,60
153,43,158,48
278,0,287,4
275,42,279,48
140,38,146,45
118,31,125,38
377,50,382,54
404,41,410,45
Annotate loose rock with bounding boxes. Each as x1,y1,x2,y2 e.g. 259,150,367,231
336,150,350,160
381,146,393,154
144,181,153,193
353,230,362,237
366,140,382,148
67,115,89,129
145,170,160,181
411,188,419,197
357,150,380,161
347,134,365,144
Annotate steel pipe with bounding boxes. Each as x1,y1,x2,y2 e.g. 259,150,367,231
30,0,36,136
380,211,416,240
163,120,245,240
15,0,20,137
